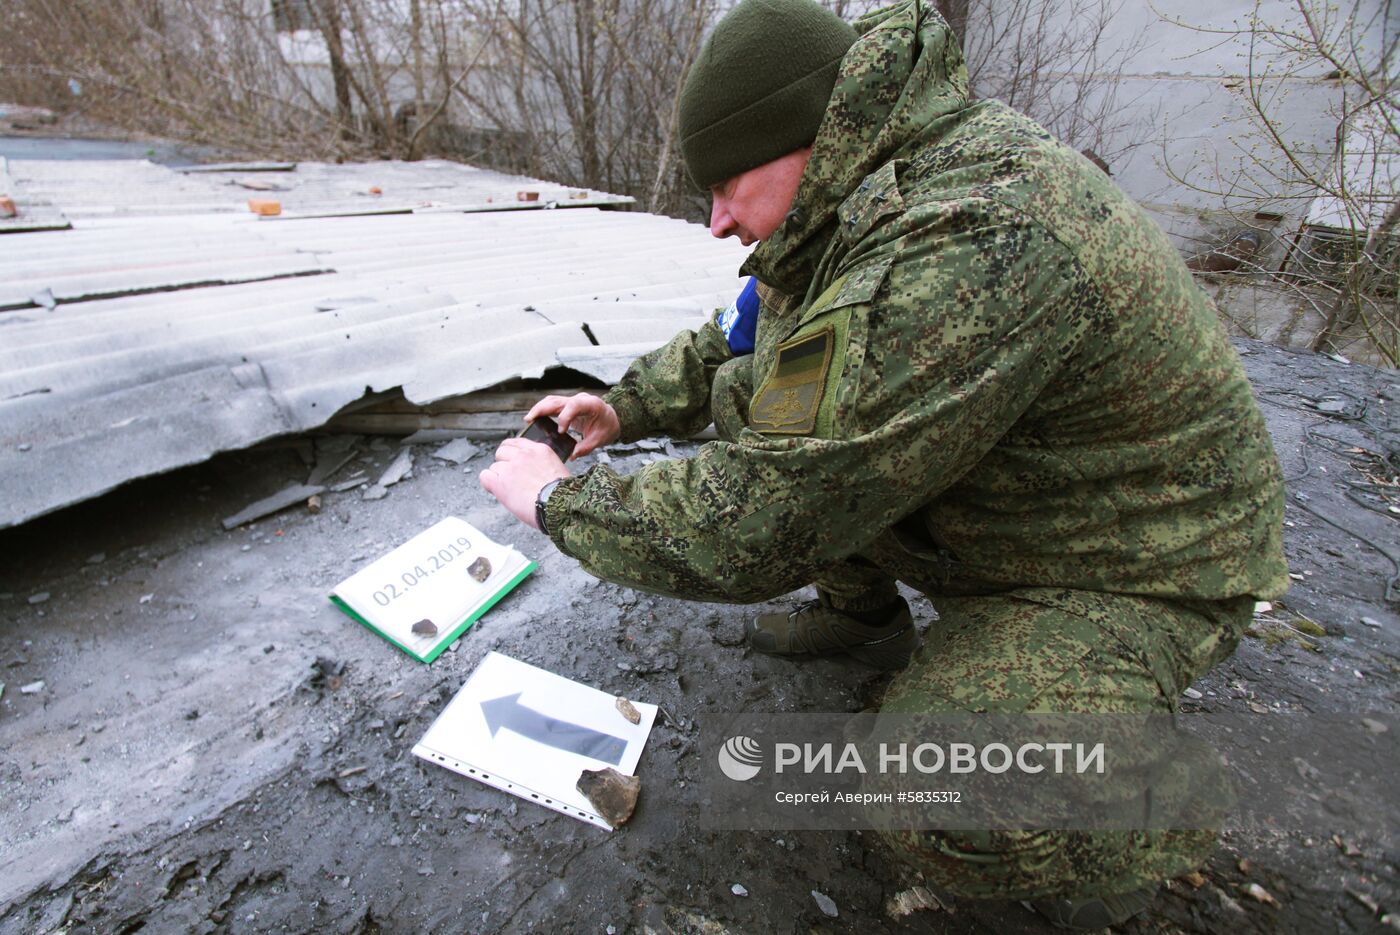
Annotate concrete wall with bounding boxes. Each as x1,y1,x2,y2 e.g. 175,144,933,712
966,0,1392,258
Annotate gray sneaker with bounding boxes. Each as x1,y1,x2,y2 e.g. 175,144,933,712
746,595,918,670
1025,885,1157,929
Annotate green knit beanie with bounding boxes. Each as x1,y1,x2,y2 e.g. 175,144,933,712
679,0,857,189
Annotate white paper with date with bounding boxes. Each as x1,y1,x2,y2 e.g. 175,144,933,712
329,517,535,663
414,652,657,829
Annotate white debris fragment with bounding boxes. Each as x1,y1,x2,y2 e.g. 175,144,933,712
20,680,45,695
730,884,748,897
1360,617,1381,628
1183,687,1203,700
812,890,838,917
139,594,154,604
27,592,50,605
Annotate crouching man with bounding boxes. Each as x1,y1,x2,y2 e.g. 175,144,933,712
482,0,1287,925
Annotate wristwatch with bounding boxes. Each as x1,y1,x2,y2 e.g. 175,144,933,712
535,478,564,535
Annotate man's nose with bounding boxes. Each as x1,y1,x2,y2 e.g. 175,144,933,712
710,199,736,239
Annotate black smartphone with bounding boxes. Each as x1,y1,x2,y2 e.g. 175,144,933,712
517,416,577,462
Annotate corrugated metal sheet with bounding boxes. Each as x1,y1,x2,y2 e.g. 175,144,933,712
0,159,746,528
4,157,632,220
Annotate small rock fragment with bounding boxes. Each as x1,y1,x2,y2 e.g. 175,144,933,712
20,680,45,695
730,884,748,897
615,696,641,725
1362,717,1388,734
1253,601,1272,614
467,557,491,582
1181,870,1206,888
1332,834,1362,856
27,592,50,605
576,767,640,827
307,495,322,514
886,885,946,918
1361,616,1382,628
139,593,153,604
1183,687,1203,700
412,619,438,637
811,890,838,918
1241,882,1277,907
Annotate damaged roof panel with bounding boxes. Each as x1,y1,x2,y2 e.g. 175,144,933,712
0,159,747,528
4,157,632,220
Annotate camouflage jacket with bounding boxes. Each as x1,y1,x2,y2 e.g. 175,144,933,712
543,0,1289,604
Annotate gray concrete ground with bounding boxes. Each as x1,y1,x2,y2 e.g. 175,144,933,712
0,341,1396,934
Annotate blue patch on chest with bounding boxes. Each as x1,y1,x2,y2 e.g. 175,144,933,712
718,277,760,355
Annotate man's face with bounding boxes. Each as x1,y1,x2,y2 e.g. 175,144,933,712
708,147,812,246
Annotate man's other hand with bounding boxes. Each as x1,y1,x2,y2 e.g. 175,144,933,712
479,438,571,530
526,393,620,459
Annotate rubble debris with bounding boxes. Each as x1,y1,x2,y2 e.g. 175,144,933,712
27,592,50,605
247,198,281,216
811,890,839,918
516,191,540,202
412,619,438,637
369,186,382,196
377,449,414,487
1348,888,1381,914
730,884,748,897
576,767,640,827
307,495,323,514
0,196,16,218
307,439,360,486
615,696,641,725
886,885,948,918
1361,616,1381,628
432,438,481,465
467,557,491,582
222,484,327,530
1362,717,1388,734
20,680,45,695
1181,871,1207,888
1183,687,1203,700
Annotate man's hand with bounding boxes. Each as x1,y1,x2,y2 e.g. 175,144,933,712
479,438,571,530
526,393,620,459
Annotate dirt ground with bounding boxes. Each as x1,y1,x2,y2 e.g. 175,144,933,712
1,338,1396,935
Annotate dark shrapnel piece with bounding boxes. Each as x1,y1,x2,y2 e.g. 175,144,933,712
412,619,438,637
576,767,640,827
467,557,491,582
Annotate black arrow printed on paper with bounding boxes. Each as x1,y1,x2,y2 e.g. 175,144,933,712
480,692,627,766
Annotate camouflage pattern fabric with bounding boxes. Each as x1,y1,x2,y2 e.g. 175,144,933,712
546,0,1288,608
873,589,1253,900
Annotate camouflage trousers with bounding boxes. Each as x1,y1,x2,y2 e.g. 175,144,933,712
712,356,1252,901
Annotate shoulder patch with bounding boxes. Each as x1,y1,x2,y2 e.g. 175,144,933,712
749,327,835,435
